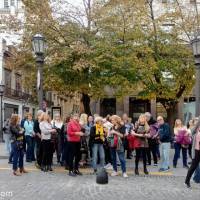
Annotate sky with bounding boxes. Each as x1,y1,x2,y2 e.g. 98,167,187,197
67,0,83,7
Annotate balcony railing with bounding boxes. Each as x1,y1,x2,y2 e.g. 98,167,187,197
4,87,34,103
4,87,54,106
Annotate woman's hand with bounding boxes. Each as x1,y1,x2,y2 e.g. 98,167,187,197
76,132,84,136
50,129,57,134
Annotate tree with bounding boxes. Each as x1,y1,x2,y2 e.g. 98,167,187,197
4,0,196,123
93,0,195,124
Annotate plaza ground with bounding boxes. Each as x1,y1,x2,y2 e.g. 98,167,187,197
0,143,200,200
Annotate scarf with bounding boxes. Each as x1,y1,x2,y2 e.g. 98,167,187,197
95,124,104,142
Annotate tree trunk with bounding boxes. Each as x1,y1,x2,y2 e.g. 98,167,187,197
81,93,92,115
166,104,178,128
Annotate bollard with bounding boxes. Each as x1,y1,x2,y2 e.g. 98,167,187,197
96,168,109,184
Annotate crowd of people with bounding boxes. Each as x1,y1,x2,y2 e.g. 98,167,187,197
2,111,200,188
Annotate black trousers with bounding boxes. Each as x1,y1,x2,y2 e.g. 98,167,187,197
68,142,81,171
104,145,112,165
63,140,69,167
147,140,158,165
35,139,42,166
135,148,147,170
185,150,200,184
41,140,52,166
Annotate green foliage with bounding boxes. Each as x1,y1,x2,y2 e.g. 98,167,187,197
9,0,195,115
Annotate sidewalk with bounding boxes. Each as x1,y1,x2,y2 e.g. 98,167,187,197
0,141,189,177
0,142,9,159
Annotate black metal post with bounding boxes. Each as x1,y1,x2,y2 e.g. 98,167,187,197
0,95,3,142
195,58,200,117
36,55,44,111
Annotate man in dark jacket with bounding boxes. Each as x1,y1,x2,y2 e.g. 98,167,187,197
33,110,43,168
157,116,172,172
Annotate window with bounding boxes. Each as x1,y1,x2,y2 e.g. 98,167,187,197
4,69,12,88
15,73,22,92
4,0,9,9
11,0,15,6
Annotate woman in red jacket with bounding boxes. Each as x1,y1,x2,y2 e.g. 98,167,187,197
67,114,84,177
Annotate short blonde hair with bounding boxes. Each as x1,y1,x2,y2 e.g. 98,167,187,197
94,116,103,123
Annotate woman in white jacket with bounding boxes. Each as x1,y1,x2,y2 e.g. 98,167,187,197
40,113,56,172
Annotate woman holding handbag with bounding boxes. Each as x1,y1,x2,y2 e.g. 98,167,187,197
10,114,28,176
108,115,128,178
173,119,191,169
131,114,150,175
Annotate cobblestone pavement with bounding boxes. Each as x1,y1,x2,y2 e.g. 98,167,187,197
0,169,200,200
0,143,200,200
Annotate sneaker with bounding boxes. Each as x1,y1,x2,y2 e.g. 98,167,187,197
69,171,77,177
183,165,189,169
144,169,149,175
74,170,82,176
104,163,113,170
162,168,169,172
35,163,41,169
111,171,118,176
154,163,158,166
184,182,191,188
123,173,128,178
159,168,164,172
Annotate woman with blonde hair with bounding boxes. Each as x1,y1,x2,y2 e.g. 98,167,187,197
173,119,191,169
40,113,57,172
10,114,27,176
132,114,150,175
108,115,128,178
79,113,90,166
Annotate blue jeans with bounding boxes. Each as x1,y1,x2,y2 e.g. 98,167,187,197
160,142,170,170
173,143,187,167
111,148,126,173
12,142,24,171
193,164,200,183
92,143,105,170
25,135,35,161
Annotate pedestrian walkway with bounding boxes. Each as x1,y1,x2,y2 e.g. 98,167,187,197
0,142,190,177
0,142,9,159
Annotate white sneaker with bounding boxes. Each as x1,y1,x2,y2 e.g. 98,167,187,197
123,173,128,178
111,171,118,176
104,163,113,170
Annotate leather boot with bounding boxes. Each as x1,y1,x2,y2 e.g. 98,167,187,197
20,168,28,173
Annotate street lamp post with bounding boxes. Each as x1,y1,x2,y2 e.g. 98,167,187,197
32,34,46,110
0,82,5,142
191,30,200,117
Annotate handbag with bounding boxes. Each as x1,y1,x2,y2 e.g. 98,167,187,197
80,136,88,153
16,140,24,150
127,134,142,149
